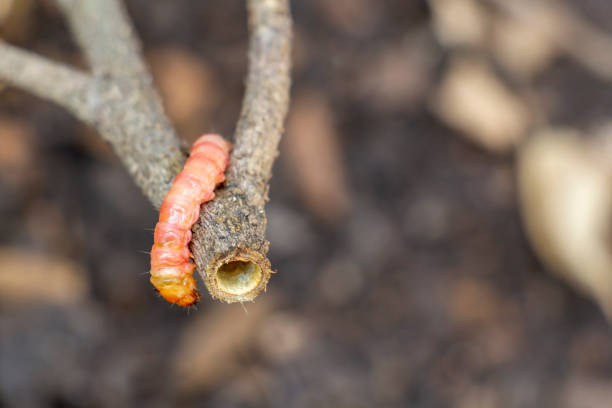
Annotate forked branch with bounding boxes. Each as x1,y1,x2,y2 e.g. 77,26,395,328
0,0,292,303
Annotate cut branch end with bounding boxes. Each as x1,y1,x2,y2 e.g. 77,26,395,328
204,248,271,303
0,0,291,306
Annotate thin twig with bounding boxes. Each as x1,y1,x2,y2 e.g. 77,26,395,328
0,42,93,121
0,0,292,303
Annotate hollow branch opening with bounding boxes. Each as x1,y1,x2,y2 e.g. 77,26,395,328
217,261,263,295
203,247,272,303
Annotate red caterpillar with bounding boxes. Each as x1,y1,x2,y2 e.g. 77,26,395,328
150,134,231,306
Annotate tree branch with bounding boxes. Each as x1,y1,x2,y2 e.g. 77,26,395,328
55,0,149,77
0,0,291,303
0,42,93,121
193,0,292,302
2,0,185,208
54,0,186,208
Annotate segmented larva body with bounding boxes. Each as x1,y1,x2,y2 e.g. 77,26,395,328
150,134,231,307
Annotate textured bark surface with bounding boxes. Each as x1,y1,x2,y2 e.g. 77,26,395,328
55,0,186,208
192,0,292,302
0,0,292,302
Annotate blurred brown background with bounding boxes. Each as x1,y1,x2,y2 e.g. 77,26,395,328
1,0,612,407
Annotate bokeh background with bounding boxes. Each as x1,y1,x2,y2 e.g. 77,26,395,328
2,0,612,407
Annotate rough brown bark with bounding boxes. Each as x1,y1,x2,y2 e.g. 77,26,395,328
193,0,292,302
0,0,292,303
55,0,186,208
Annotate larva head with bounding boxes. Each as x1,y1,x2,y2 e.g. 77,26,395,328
150,275,200,307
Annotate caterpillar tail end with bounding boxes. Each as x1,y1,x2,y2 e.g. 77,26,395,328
151,275,201,307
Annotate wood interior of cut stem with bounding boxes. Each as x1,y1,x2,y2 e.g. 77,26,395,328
204,248,271,303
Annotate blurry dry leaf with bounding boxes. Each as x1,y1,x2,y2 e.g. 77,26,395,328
491,15,559,79
0,0,11,20
0,116,35,186
172,296,276,393
284,90,351,223
518,129,612,319
0,116,32,168
488,0,612,82
0,0,34,42
0,247,88,305
429,0,488,48
432,58,529,153
148,47,218,138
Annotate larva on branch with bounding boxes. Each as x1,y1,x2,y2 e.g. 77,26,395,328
150,133,231,306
